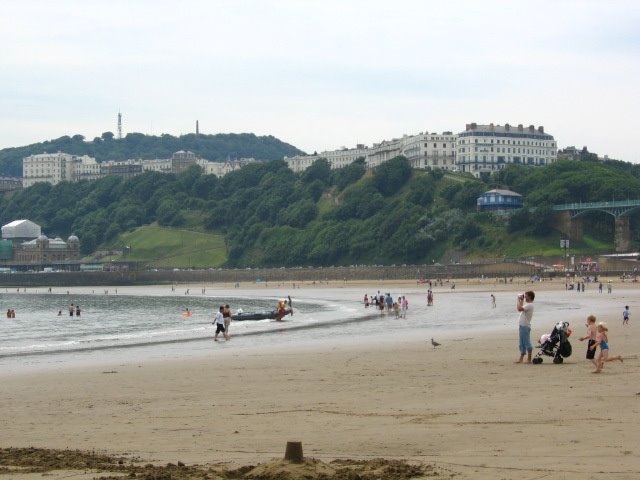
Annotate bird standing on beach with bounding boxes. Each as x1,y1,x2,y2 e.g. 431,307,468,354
430,338,441,349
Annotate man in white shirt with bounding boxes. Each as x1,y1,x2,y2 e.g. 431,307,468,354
214,306,228,341
515,291,535,363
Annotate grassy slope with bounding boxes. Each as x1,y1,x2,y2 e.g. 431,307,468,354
465,224,613,259
107,225,227,268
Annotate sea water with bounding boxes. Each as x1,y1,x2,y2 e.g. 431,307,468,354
0,286,598,372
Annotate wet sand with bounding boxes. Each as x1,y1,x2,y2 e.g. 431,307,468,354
1,279,638,479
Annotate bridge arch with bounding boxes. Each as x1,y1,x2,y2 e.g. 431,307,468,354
552,200,640,252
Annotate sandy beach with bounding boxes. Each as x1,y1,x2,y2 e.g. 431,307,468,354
1,279,638,479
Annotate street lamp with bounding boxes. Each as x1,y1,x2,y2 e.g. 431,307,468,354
561,238,569,269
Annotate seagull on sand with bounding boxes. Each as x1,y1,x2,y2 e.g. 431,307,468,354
430,338,441,349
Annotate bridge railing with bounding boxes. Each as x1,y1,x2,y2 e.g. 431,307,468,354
553,199,640,211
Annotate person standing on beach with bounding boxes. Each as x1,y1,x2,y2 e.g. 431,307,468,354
607,281,612,294
622,306,630,326
491,294,496,308
515,291,535,364
364,294,369,307
385,293,393,312
69,304,74,317
401,296,408,318
579,315,597,361
213,306,227,341
223,304,232,337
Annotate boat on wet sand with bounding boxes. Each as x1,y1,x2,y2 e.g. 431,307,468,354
231,296,293,321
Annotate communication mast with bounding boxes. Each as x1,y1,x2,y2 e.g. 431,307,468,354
117,111,123,139
196,120,199,135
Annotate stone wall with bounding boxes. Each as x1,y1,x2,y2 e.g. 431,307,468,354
0,259,636,287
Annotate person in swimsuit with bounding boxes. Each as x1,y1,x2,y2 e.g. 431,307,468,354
590,322,623,373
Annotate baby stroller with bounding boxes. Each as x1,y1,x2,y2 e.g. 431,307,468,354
532,321,573,364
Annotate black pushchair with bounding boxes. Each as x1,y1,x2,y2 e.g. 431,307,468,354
532,321,572,364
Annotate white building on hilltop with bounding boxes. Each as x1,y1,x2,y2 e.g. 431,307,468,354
23,151,259,186
366,139,403,168
400,132,457,170
73,155,101,182
456,123,556,176
285,154,322,173
285,123,556,176
23,152,76,187
285,145,369,173
321,145,369,169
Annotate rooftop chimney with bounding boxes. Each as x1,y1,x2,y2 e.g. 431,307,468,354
518,124,524,131
538,126,544,133
528,125,535,132
505,123,510,131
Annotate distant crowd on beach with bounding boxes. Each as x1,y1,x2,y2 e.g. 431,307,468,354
363,291,410,318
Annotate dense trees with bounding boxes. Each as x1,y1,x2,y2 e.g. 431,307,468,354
1,157,639,265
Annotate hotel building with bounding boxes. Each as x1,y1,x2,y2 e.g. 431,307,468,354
285,122,556,176
456,123,556,176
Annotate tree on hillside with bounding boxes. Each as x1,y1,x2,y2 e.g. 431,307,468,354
372,156,411,196
301,158,331,185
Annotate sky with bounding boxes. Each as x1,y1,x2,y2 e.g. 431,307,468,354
1,0,639,162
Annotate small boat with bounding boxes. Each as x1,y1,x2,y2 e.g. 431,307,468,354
231,296,293,321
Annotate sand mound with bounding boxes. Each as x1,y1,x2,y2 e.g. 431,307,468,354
245,457,435,479
0,448,440,479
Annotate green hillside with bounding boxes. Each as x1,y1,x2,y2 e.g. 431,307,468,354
0,132,303,176
97,225,227,268
2,156,640,268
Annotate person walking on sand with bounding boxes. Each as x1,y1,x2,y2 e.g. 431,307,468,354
364,294,369,308
590,322,623,373
213,306,227,341
579,315,597,361
623,305,630,326
515,291,535,364
491,294,496,308
223,304,232,338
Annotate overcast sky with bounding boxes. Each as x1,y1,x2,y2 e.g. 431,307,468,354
1,0,639,161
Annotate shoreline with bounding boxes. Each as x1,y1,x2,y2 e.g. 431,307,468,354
1,281,638,479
